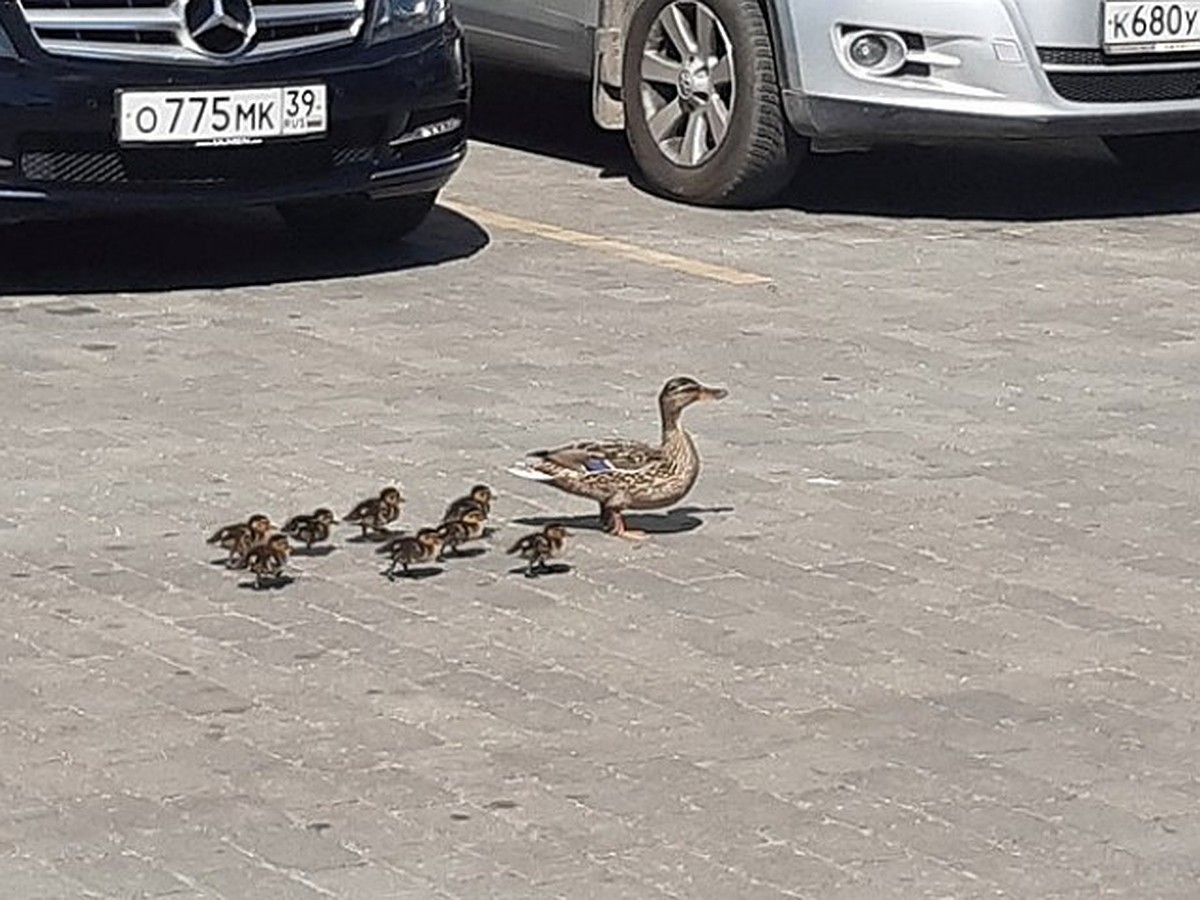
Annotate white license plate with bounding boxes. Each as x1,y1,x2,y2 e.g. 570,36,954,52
1103,1,1200,53
117,84,327,145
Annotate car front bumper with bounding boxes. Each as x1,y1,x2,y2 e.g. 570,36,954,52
0,17,469,222
780,0,1200,141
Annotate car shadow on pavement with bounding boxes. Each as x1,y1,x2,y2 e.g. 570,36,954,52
470,66,634,179
470,67,1200,222
0,204,489,295
780,140,1200,222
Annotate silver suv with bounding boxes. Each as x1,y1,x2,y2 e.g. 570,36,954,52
457,0,1200,205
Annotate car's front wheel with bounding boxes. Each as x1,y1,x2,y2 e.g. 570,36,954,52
621,0,798,207
278,192,438,245
1103,132,1200,181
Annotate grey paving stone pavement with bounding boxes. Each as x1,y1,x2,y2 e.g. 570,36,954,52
3,81,1200,898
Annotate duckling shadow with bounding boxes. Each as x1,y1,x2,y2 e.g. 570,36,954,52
291,545,337,558
514,505,734,535
237,575,295,591
384,566,443,581
442,547,488,560
347,531,402,545
508,563,572,579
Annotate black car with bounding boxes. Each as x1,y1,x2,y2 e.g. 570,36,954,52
0,0,468,239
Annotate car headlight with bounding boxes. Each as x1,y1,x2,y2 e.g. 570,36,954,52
370,0,447,42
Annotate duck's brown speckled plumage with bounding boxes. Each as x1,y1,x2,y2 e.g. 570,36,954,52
509,377,726,539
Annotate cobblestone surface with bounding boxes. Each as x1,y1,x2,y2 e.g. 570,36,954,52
2,78,1200,898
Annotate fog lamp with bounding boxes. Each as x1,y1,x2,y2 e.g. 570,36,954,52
843,30,908,76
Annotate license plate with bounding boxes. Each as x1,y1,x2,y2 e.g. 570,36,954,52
1103,1,1200,53
117,85,327,145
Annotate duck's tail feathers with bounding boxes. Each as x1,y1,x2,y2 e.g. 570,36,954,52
507,463,555,482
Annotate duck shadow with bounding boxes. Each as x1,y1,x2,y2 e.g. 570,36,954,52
237,575,295,591
347,531,403,545
440,547,489,560
291,545,337,558
383,566,443,581
514,505,734,535
508,563,573,579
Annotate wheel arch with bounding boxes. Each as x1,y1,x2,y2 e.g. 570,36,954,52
591,0,802,130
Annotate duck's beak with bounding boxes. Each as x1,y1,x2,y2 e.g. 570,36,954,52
699,385,728,401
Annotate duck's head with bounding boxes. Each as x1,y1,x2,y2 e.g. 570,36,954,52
380,487,404,507
469,484,493,505
543,523,569,542
268,534,292,556
314,508,336,524
249,514,274,535
659,376,728,416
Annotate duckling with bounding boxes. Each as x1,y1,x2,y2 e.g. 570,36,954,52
506,524,568,578
442,484,493,523
343,487,404,537
282,507,336,549
435,507,488,560
208,513,274,568
242,534,292,589
383,527,444,579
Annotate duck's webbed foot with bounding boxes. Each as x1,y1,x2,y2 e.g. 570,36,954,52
601,506,648,541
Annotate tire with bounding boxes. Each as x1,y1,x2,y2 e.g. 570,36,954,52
621,0,798,207
1103,132,1200,182
279,191,438,245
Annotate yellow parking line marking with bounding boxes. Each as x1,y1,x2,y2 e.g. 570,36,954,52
444,201,772,287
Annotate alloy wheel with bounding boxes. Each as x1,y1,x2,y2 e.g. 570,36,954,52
638,1,736,168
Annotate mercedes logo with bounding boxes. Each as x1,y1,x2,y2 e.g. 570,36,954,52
184,0,256,57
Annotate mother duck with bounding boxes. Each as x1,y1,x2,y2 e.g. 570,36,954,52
508,376,727,539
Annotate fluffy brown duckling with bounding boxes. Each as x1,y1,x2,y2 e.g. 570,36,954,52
435,507,488,560
506,523,568,578
344,487,404,537
383,527,443,579
207,513,274,567
442,484,493,523
282,507,336,549
242,534,292,589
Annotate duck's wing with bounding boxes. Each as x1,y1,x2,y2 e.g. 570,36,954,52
281,515,308,534
533,439,665,476
507,533,546,556
207,523,243,545
344,499,376,522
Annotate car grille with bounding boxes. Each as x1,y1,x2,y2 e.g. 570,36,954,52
1039,46,1200,67
1039,46,1200,103
1047,69,1200,103
19,119,381,184
21,144,374,183
16,0,365,63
